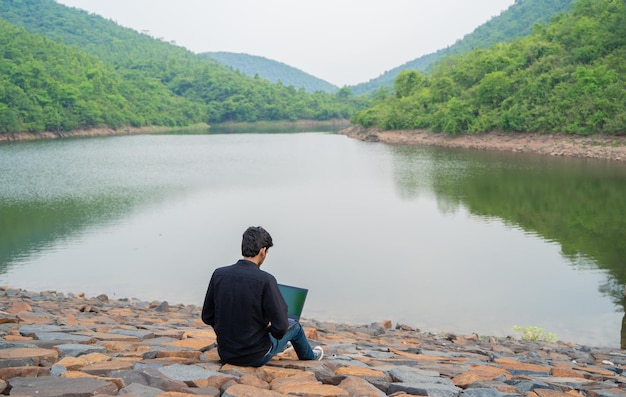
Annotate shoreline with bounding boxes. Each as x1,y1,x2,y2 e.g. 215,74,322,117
0,120,350,144
0,125,210,144
0,286,624,396
0,285,618,350
5,121,622,163
339,126,626,162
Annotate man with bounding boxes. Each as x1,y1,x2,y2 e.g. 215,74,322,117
202,226,323,366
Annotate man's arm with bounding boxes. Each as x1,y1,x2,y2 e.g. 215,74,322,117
201,276,216,326
264,279,289,339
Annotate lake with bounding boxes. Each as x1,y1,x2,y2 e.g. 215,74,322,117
1,126,625,348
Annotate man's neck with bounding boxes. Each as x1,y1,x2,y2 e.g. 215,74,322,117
243,256,262,267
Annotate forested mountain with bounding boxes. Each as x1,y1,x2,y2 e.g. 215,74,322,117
350,0,575,95
0,0,367,134
202,52,338,94
351,0,626,135
0,19,203,132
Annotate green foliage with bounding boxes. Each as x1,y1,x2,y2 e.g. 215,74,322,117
351,0,576,95
394,70,428,99
513,326,558,342
0,0,369,133
352,0,626,135
202,52,338,93
0,19,142,132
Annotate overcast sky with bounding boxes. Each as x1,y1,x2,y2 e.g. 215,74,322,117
55,0,515,87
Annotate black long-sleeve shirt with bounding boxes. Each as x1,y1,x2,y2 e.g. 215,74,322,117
201,259,289,366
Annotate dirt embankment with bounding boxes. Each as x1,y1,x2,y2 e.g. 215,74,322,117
4,123,625,162
0,126,182,143
340,126,626,162
0,120,351,144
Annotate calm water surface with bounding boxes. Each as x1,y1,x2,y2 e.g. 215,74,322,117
1,128,625,347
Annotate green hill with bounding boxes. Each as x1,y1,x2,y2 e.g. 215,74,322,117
350,0,575,95
351,0,626,135
0,0,367,134
0,18,199,132
202,52,338,94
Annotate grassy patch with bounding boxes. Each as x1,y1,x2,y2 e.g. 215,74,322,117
513,325,558,342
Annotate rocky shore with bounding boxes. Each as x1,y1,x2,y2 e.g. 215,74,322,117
5,124,624,163
0,126,201,143
340,126,626,162
0,287,625,396
0,120,350,144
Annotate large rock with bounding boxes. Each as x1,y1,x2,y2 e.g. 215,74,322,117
0,312,18,324
334,365,388,383
80,359,135,376
6,301,32,314
462,388,519,397
0,347,58,368
223,383,285,397
54,343,107,358
494,358,551,376
108,328,155,340
141,367,193,392
118,382,164,396
32,332,94,343
8,376,118,396
387,365,444,383
163,337,216,350
388,381,463,397
18,325,84,337
157,363,231,382
240,373,270,389
452,365,511,388
338,376,386,397
270,371,349,396
0,365,50,379
73,331,141,342
108,369,150,387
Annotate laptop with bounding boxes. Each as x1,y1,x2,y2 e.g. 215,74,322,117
278,284,308,326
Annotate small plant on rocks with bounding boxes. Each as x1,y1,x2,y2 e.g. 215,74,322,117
513,325,558,342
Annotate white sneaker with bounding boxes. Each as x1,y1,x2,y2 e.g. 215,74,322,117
312,346,324,361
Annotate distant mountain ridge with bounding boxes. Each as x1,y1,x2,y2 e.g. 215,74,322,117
201,52,338,93
350,0,576,95
0,0,581,134
0,0,366,133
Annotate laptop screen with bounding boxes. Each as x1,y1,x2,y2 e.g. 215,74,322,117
278,284,308,320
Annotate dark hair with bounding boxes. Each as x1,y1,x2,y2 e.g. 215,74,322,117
241,226,273,257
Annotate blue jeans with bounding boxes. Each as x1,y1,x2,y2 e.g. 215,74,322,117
252,323,315,367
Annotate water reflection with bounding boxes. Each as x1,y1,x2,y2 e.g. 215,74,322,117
160,122,346,135
0,195,159,274
1,131,625,347
0,137,199,275
390,144,626,345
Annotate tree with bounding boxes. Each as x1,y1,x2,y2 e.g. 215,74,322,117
351,0,626,136
394,70,427,98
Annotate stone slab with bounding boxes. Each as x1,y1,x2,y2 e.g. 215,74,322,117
8,376,118,396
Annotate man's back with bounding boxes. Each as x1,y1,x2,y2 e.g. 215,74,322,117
202,259,289,366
